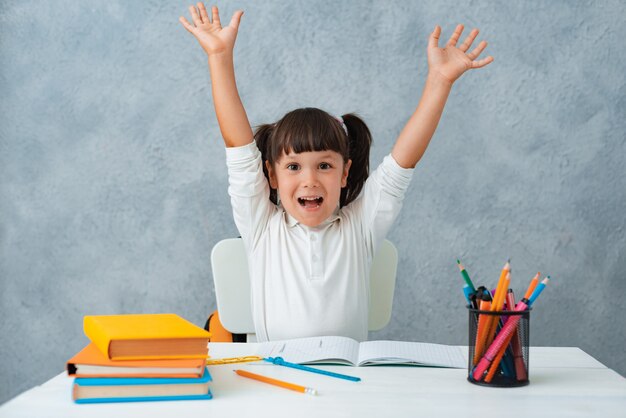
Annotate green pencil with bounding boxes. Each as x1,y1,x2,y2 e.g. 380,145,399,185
457,259,476,292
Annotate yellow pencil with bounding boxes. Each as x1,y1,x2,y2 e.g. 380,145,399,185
483,263,511,352
495,274,510,311
235,369,317,395
491,261,511,312
206,356,263,365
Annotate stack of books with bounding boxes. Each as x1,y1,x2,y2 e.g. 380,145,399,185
66,313,212,404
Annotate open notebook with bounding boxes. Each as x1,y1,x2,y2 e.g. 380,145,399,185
209,336,465,368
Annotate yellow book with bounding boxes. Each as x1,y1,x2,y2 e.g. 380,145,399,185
84,313,211,361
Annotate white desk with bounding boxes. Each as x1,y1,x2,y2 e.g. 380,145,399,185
1,347,625,418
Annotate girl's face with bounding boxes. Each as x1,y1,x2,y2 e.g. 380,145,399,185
266,149,351,227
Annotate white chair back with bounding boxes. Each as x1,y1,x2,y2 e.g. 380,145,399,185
211,238,398,338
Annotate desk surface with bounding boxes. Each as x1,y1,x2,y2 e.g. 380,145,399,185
1,347,625,418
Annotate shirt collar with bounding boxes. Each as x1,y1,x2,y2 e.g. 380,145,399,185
283,206,341,229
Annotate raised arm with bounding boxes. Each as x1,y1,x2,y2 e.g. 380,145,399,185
391,24,493,168
180,3,253,147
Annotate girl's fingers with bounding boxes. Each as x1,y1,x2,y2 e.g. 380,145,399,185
198,3,211,25
467,40,487,61
189,5,203,26
428,25,441,49
229,10,244,31
179,16,196,33
458,28,479,52
211,5,222,27
446,24,464,47
471,55,494,69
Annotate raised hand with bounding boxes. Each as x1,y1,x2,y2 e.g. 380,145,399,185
427,24,493,84
179,3,243,56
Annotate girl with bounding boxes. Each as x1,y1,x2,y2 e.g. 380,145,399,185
180,4,493,342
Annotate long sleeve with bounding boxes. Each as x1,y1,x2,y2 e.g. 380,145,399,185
225,141,276,249
346,154,414,255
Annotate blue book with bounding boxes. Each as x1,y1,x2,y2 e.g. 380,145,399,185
73,367,212,404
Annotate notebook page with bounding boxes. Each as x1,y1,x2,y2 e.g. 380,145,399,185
357,341,465,368
256,336,360,365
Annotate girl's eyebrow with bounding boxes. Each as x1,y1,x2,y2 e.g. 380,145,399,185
307,152,342,161
283,152,341,161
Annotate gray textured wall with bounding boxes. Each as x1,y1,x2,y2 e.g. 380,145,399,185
1,0,625,404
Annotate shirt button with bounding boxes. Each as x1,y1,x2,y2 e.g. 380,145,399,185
310,235,316,241
312,255,318,262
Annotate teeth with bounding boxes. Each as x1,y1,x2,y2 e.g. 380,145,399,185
298,196,323,207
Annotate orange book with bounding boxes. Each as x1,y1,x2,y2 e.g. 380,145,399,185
83,313,211,360
67,343,207,378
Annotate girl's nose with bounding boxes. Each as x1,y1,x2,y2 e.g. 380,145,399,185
302,169,319,187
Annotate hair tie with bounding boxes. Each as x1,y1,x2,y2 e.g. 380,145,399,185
335,115,348,136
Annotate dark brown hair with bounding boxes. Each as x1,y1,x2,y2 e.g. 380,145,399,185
254,108,372,207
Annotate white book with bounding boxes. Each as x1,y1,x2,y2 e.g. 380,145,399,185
210,336,465,368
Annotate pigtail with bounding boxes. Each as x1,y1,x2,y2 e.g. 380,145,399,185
340,113,372,207
254,123,279,205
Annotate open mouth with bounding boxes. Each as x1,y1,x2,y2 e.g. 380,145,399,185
298,196,324,209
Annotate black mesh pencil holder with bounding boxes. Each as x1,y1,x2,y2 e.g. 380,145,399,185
467,306,530,387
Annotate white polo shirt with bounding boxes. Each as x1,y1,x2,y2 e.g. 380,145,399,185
226,142,413,342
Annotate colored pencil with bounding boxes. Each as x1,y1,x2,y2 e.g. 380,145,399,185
264,357,361,382
473,278,550,381
235,369,317,395
524,272,540,300
457,260,476,292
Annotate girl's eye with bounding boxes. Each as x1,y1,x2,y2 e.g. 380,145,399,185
286,163,300,171
319,162,331,170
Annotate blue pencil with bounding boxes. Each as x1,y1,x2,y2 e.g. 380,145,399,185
264,357,361,382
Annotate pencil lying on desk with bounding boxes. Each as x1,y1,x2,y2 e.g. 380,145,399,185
264,356,361,382
235,369,317,395
206,356,263,365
